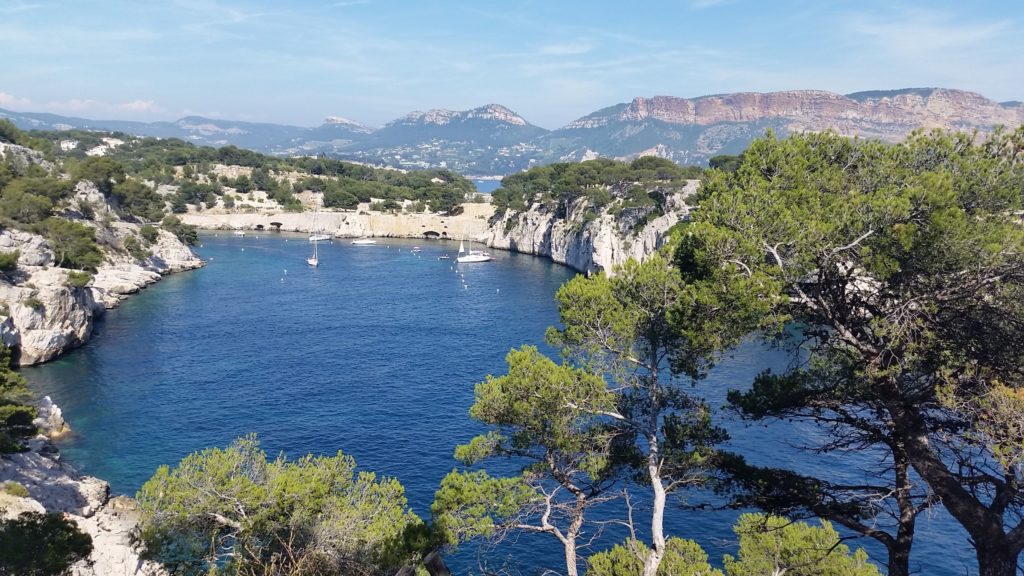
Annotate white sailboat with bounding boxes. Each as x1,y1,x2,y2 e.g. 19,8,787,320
306,236,319,267
456,238,493,263
308,197,332,242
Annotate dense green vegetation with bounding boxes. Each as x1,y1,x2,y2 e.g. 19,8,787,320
490,157,701,228
135,435,428,576
28,129,476,216
0,346,35,453
0,511,93,576
584,514,879,576
691,127,1024,576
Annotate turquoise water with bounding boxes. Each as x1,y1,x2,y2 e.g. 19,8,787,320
23,233,974,574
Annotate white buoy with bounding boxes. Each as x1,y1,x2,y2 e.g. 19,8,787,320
283,269,287,274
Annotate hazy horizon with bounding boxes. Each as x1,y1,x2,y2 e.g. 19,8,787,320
2,0,1022,130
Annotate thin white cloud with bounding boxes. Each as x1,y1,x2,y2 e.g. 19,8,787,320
0,92,33,109
843,8,1010,58
118,100,163,113
175,0,269,40
539,42,594,56
332,0,370,6
25,97,168,119
45,98,99,113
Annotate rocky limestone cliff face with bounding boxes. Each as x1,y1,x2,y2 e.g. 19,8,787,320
1,434,166,576
182,188,692,276
182,202,494,241
0,223,203,365
395,104,531,127
484,181,698,274
0,157,204,365
566,89,1024,140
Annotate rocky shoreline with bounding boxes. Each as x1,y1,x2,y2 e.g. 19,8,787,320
182,182,696,276
1,400,166,575
0,205,205,366
0,218,201,573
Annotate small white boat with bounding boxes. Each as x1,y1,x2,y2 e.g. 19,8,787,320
233,230,246,236
307,236,319,267
456,239,493,263
351,238,377,245
308,197,332,243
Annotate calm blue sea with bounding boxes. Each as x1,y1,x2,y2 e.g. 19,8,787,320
472,179,502,194
23,233,975,575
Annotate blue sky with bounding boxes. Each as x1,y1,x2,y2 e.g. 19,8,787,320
1,0,1021,129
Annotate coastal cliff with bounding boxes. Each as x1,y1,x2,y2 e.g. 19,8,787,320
181,184,694,276
0,221,203,366
0,143,204,366
483,180,697,274
1,403,165,575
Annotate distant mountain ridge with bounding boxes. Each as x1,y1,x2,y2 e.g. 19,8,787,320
2,88,1021,175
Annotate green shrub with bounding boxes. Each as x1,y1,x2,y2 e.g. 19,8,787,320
21,297,44,311
139,224,159,244
136,435,425,575
123,236,150,261
160,215,198,246
0,512,93,576
0,189,53,225
41,218,103,271
1,481,29,498
0,404,35,436
0,250,19,272
0,346,36,454
588,538,722,576
66,270,93,289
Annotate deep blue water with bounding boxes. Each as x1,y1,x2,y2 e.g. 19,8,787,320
23,234,975,575
472,179,501,194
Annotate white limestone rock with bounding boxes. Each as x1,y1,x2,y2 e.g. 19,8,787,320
0,267,99,365
0,437,166,576
0,229,54,267
484,181,697,275
33,395,70,438
0,217,203,364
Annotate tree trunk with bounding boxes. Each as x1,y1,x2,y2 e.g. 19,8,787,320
561,493,586,576
642,440,666,576
976,542,1019,576
887,542,910,576
889,449,915,576
423,551,451,576
888,400,1023,576
564,538,579,576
